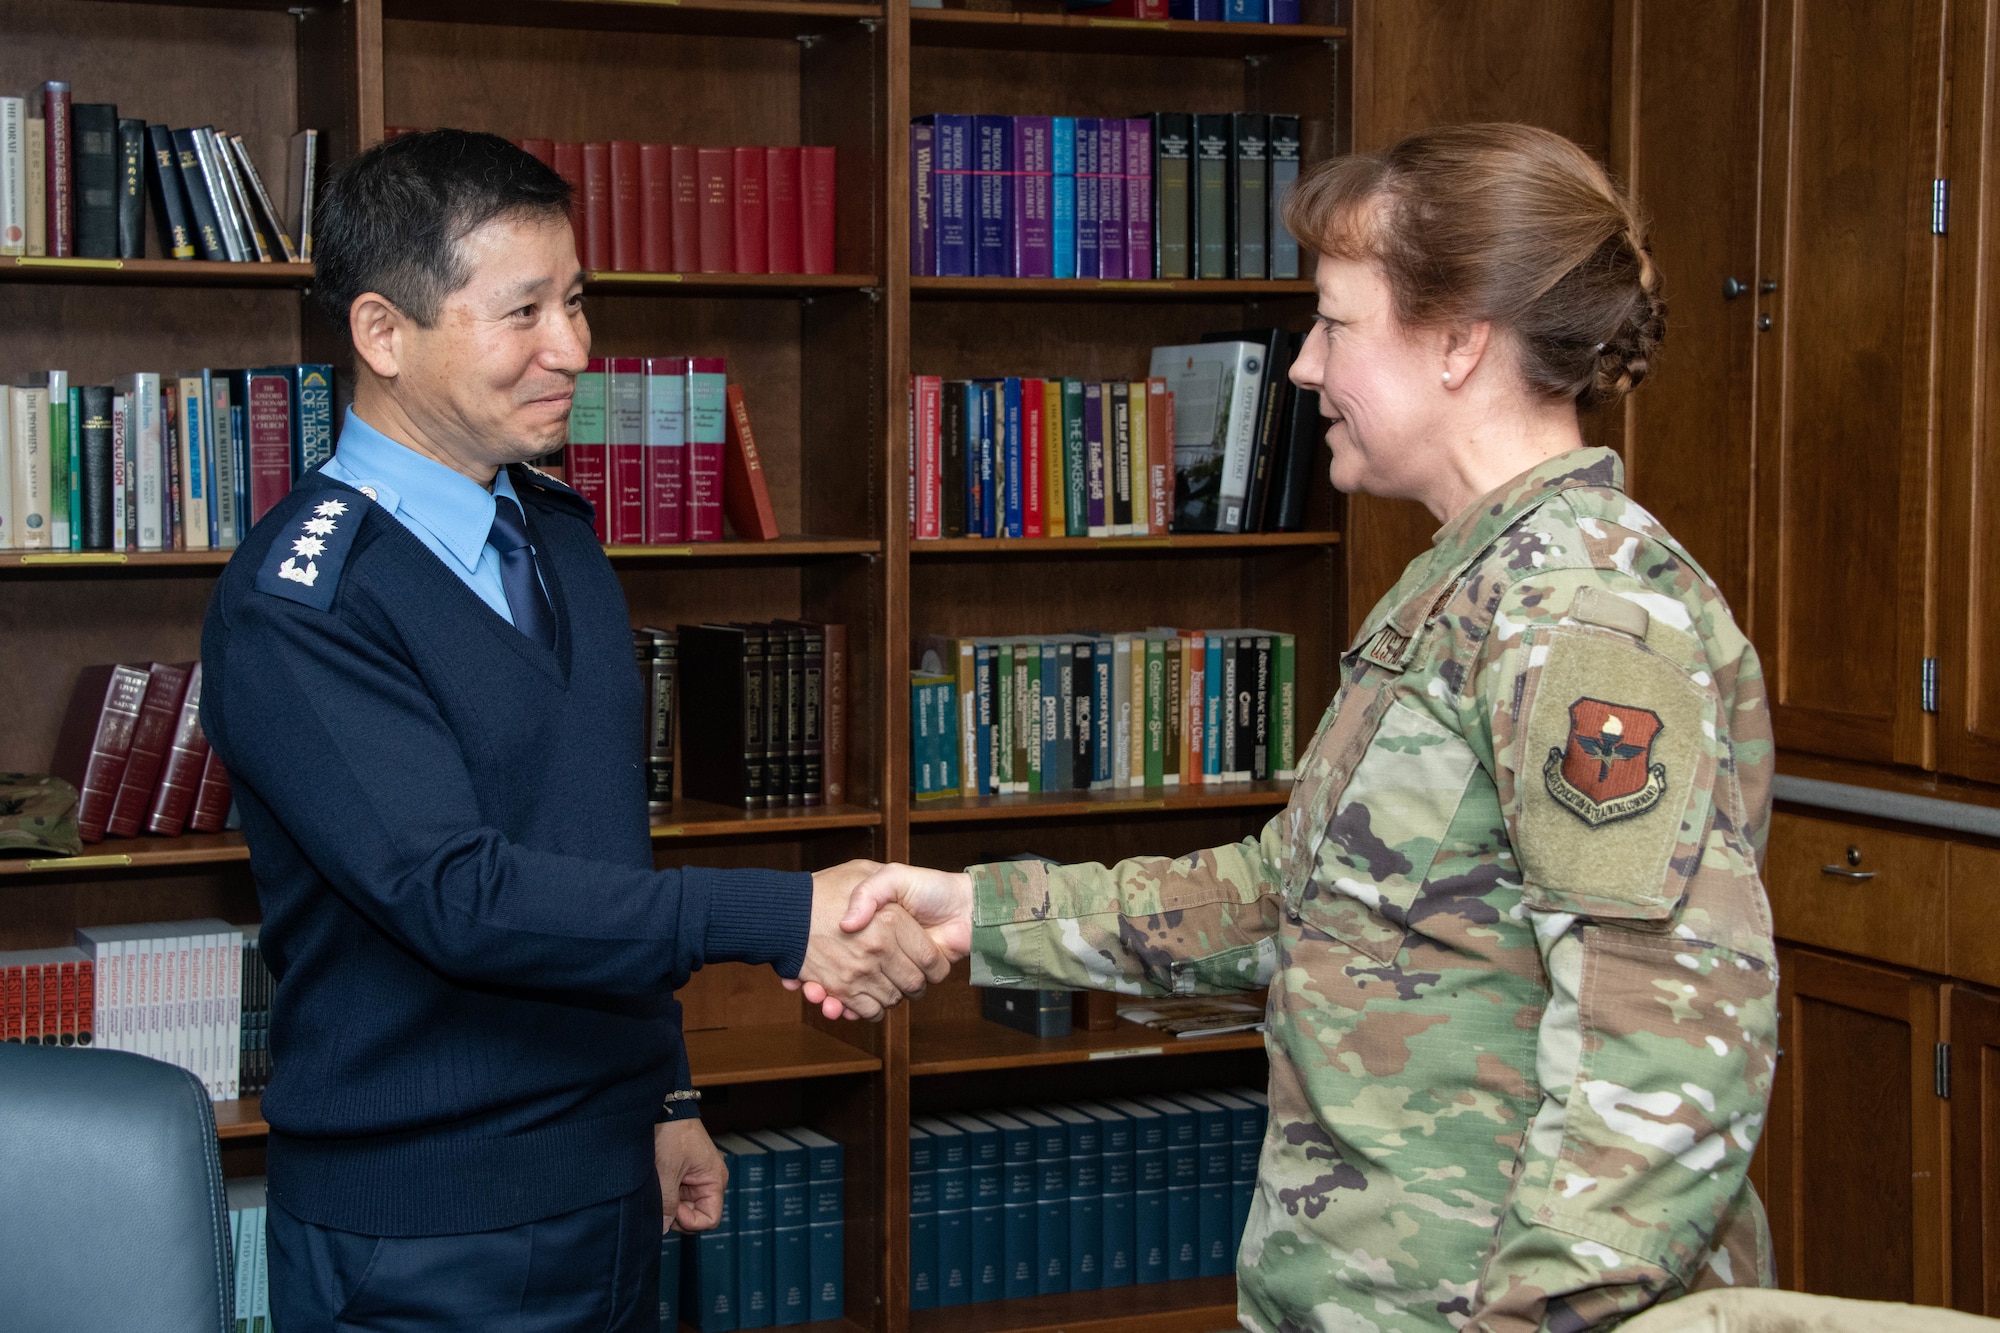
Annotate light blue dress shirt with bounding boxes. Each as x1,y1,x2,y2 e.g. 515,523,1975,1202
321,409,527,626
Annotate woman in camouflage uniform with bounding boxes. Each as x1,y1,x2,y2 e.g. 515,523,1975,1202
828,123,1778,1333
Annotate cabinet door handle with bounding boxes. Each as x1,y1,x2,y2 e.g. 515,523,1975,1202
1820,865,1878,881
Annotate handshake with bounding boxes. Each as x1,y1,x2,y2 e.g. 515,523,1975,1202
789,861,978,1020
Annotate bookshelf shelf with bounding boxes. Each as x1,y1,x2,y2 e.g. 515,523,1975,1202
214,1097,270,1141
0,539,880,574
684,1021,882,1085
906,1275,1239,1333
584,271,881,295
910,7,1347,56
0,257,313,287
651,802,882,838
910,277,1316,301
910,532,1337,555
908,781,1290,825
387,0,886,38
910,1017,1264,1076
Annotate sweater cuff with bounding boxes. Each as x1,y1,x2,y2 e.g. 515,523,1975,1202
699,868,813,977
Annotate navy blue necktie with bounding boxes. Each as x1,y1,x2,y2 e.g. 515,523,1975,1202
487,495,557,651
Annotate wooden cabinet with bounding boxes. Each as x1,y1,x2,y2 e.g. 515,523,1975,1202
1952,984,2000,1314
1763,944,1950,1303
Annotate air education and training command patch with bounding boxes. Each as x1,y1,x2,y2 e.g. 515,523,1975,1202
1544,697,1668,828
254,493,365,611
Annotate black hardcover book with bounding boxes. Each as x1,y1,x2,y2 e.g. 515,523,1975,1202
1271,330,1325,531
71,103,119,259
1201,328,1290,530
677,623,753,808
742,624,771,808
637,628,677,810
144,125,196,259
794,621,826,807
1193,115,1232,281
1151,112,1194,281
941,379,968,538
1230,113,1269,280
169,127,229,261
1072,637,1094,791
77,384,115,550
1109,381,1132,533
775,622,805,807
115,119,146,259
1268,114,1302,281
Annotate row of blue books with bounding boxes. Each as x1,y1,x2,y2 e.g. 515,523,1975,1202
679,1126,846,1332
910,1086,1267,1308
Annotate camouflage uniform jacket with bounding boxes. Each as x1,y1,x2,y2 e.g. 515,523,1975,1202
966,448,1778,1332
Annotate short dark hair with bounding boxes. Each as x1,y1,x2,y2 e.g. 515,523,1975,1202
313,129,572,334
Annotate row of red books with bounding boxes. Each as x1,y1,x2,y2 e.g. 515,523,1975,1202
51,661,231,845
563,357,780,547
384,129,838,276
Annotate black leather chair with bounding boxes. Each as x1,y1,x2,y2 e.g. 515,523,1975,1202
0,1043,233,1333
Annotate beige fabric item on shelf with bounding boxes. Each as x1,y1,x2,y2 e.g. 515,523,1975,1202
1622,1291,2000,1333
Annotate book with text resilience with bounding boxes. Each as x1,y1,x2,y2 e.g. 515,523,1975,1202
286,129,319,261
25,110,44,257
170,128,228,261
606,357,646,544
716,1133,775,1328
1201,328,1291,530
909,1121,938,1310
1104,1096,1168,1284
50,664,149,842
1013,1106,1069,1294
1150,340,1263,532
188,748,231,834
766,145,801,275
143,125,195,259
243,367,294,528
732,146,769,275
290,363,335,478
553,141,585,243
1074,119,1100,279
686,1158,737,1330
231,134,298,262
608,140,642,272
1082,381,1107,536
909,121,935,277
114,373,164,550
822,620,847,805
146,661,209,836
639,143,673,273
579,142,612,271
43,83,71,257
973,115,1012,278
1230,113,1269,279
0,97,21,256
924,116,972,278
672,143,704,272
1097,118,1126,281
678,623,757,807
722,384,780,541
696,146,733,273
1152,113,1193,280
0,947,91,1046
1127,378,1149,536
1273,631,1296,779
70,105,116,258
105,661,192,839
171,373,211,548
800,146,835,275
1108,381,1133,535
1051,117,1076,279
1012,115,1053,279
637,628,677,810
643,356,687,543
686,357,727,541
1123,117,1152,280
1268,114,1301,279
568,359,609,542
1269,330,1321,531
77,384,114,550
1193,115,1230,280
115,118,145,259
777,1126,846,1322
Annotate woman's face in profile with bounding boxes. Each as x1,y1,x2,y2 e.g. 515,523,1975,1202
1290,250,1449,504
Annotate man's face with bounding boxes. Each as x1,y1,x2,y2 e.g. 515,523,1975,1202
391,213,590,469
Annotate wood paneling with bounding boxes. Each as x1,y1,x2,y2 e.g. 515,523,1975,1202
1952,845,2000,991
1954,983,2000,1314
1765,812,1950,973
1750,0,1947,766
1764,946,1948,1303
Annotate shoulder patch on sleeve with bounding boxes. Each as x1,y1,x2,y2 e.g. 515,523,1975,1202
1514,627,1717,920
1569,585,1650,639
254,492,366,611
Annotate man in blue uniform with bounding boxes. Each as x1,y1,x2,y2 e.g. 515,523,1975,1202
200,130,944,1331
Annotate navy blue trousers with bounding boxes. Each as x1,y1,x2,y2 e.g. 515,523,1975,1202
267,1179,662,1333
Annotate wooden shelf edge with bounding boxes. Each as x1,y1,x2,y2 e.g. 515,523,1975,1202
0,833,251,878
910,1017,1265,1076
910,781,1289,824
684,1022,883,1086
911,532,1337,554
387,0,884,32
585,271,878,293
910,7,1345,42
652,803,881,838
0,256,312,286
912,276,1314,300
605,537,881,559
907,1275,1239,1333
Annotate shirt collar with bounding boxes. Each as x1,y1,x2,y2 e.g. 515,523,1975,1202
333,409,521,572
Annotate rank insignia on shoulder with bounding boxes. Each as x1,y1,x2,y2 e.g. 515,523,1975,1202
255,493,366,611
1543,697,1668,827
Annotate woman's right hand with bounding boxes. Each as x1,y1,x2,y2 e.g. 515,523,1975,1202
785,864,975,1018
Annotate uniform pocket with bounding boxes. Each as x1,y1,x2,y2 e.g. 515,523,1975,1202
1292,699,1482,965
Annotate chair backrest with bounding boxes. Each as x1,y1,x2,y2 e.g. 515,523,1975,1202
0,1044,232,1333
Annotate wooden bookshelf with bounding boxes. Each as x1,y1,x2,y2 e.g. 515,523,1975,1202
910,7,1346,56
387,0,886,38
0,538,880,572
584,270,880,294
907,1276,1239,1333
910,531,1336,555
0,256,315,286
909,781,1290,825
911,276,1316,300
910,1017,1263,1076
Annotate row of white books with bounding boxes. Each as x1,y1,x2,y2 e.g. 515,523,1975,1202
74,918,245,1102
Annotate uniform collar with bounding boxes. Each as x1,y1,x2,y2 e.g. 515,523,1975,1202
331,409,522,574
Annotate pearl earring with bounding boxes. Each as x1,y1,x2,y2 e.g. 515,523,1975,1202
1441,371,1452,384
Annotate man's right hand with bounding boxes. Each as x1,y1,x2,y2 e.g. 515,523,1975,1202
793,863,976,1020
795,860,953,1020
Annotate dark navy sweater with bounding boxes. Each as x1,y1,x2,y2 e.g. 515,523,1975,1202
201,466,813,1236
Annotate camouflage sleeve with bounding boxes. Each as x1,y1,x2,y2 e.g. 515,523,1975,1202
964,820,1287,996
1461,569,1779,1331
